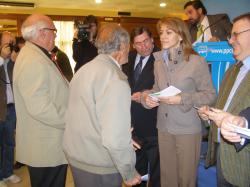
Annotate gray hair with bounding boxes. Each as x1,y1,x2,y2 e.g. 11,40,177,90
21,20,47,41
95,24,130,54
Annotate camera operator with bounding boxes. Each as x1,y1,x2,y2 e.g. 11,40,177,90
73,15,98,72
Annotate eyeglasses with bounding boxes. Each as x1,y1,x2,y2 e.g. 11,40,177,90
42,28,57,34
227,28,250,40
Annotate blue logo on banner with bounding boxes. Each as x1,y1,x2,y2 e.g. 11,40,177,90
193,41,236,92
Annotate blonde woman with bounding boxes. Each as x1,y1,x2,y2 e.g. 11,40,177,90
142,17,216,187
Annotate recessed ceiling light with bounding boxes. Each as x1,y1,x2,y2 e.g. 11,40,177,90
159,2,167,7
95,0,102,3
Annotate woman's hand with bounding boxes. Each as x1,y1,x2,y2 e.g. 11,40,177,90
143,93,160,109
158,95,181,105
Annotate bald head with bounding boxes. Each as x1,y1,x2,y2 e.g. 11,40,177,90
21,14,56,51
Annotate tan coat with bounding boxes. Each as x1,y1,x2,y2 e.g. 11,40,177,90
150,51,216,134
13,42,69,167
63,54,136,181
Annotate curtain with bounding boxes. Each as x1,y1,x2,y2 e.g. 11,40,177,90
54,21,75,72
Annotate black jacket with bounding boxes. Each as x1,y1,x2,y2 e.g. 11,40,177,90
122,46,160,139
72,38,98,72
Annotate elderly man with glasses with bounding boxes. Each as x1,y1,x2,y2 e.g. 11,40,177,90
198,12,250,187
13,14,69,187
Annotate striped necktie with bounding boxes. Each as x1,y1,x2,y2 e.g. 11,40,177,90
134,56,144,83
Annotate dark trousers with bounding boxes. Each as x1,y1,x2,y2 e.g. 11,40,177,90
0,104,16,180
216,146,237,187
27,164,68,187
134,136,161,187
70,165,122,187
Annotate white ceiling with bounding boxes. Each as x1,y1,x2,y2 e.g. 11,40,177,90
0,0,188,18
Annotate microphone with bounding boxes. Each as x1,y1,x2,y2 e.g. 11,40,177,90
201,14,228,42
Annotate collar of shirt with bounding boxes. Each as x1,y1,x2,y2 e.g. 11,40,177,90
33,43,51,59
242,56,250,71
200,15,209,30
0,56,4,66
193,15,212,44
134,54,150,70
108,55,121,69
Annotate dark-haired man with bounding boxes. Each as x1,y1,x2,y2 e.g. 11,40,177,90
122,26,160,187
184,0,232,43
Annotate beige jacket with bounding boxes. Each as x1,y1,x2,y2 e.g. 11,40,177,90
144,50,216,134
63,54,136,181
13,42,69,167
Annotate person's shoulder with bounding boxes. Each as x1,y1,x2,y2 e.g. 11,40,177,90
207,14,230,22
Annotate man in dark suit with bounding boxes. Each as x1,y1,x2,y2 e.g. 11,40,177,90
184,0,232,43
122,26,160,187
0,31,21,187
220,107,250,151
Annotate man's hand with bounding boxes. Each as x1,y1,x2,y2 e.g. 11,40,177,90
221,114,246,142
203,108,230,127
130,128,141,150
131,92,142,103
197,105,210,121
132,139,141,150
124,172,141,186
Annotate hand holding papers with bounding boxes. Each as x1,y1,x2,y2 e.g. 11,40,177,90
231,124,250,139
149,85,181,102
221,114,249,143
150,85,181,98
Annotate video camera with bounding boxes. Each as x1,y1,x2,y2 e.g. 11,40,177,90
75,20,90,41
9,42,20,53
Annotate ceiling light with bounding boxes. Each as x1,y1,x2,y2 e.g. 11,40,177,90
95,0,102,3
159,2,167,7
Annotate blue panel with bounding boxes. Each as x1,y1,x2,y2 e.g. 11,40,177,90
194,41,236,92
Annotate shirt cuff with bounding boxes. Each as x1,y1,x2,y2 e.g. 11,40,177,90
240,118,248,145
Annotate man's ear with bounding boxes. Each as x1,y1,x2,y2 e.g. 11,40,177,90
198,8,203,15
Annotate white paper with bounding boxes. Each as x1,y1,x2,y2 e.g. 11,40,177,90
149,85,181,99
141,174,149,181
231,124,250,139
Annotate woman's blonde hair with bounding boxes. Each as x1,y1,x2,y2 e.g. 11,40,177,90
156,17,197,60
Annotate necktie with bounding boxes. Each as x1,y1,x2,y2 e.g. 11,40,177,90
196,24,203,40
134,56,144,83
216,61,243,109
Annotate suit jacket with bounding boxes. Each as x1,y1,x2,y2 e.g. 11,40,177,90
63,54,136,181
234,107,250,151
188,14,232,43
206,64,250,186
122,46,159,139
0,59,14,121
56,48,73,81
13,41,69,167
142,50,216,134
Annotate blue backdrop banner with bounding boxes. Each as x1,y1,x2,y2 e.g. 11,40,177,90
193,41,236,93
